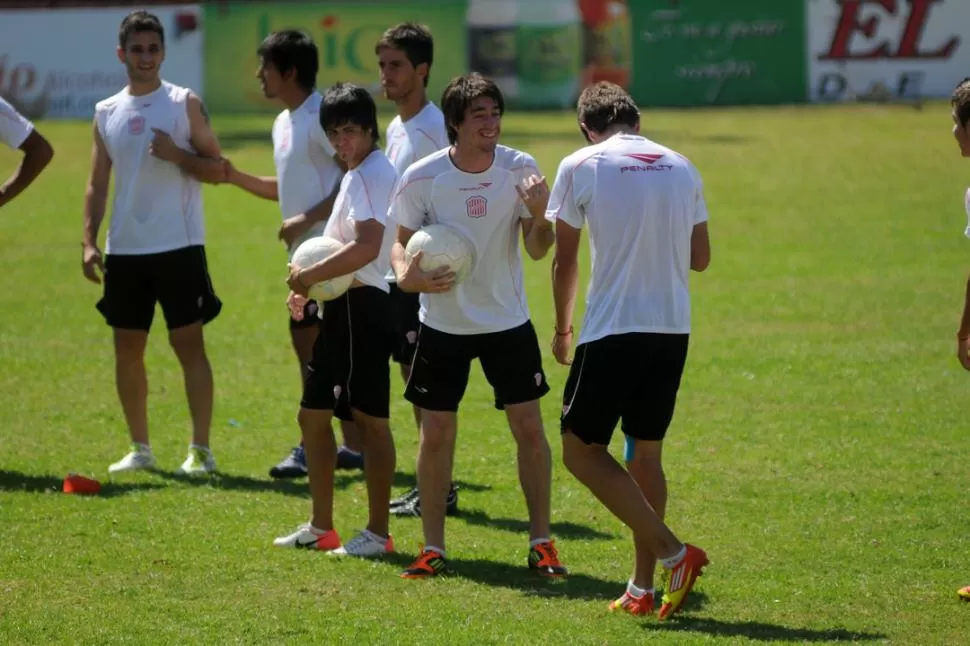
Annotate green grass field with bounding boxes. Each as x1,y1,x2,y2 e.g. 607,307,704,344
1,103,969,644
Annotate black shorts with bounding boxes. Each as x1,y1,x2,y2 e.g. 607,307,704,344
405,321,550,413
561,332,689,445
96,245,222,332
289,299,322,330
389,281,420,365
301,286,394,421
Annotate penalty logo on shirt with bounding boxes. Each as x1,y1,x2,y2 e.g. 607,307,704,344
128,116,146,135
466,195,487,218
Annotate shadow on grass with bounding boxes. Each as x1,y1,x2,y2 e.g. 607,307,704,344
645,617,886,642
456,508,617,540
0,470,164,497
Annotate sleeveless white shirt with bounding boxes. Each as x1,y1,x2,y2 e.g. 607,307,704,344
95,81,205,255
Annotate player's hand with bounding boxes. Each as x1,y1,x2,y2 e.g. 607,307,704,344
398,250,455,294
279,214,313,249
149,128,182,164
82,243,105,284
286,263,310,298
551,328,573,366
957,335,970,371
515,174,550,217
287,290,308,320
220,157,236,185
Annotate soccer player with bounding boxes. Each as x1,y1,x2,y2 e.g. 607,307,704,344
0,96,54,209
545,81,710,620
950,76,970,602
390,72,566,578
222,30,364,478
273,82,398,556
374,22,456,517
82,11,225,474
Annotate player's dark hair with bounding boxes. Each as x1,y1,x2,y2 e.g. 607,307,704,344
119,10,164,49
952,77,970,128
375,22,434,88
576,81,640,143
257,30,318,92
440,73,504,145
320,83,381,145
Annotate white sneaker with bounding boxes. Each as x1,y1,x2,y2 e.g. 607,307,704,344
331,530,394,557
177,446,216,475
273,523,341,550
108,444,156,474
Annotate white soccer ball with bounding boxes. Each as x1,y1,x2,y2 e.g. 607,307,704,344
405,224,475,285
290,236,355,301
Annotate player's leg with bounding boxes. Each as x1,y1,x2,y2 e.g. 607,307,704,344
625,437,666,605
388,283,435,510
561,334,706,620
399,324,471,578
479,321,564,575
97,253,157,473
329,287,395,557
273,295,346,551
155,246,222,474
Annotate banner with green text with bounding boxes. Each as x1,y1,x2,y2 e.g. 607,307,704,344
628,0,808,107
204,1,468,114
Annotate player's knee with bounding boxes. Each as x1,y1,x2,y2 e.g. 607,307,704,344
113,330,147,363
168,325,207,364
419,415,456,453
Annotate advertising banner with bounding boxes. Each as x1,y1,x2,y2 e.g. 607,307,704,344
204,1,468,114
628,0,808,107
806,0,966,102
0,6,203,120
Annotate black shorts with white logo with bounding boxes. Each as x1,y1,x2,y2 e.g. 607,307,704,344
389,281,420,365
97,245,222,332
301,285,393,421
405,320,550,413
561,332,689,445
289,299,322,330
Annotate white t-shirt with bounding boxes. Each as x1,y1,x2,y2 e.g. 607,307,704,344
383,102,449,280
545,133,708,345
390,145,539,335
0,97,33,149
95,81,205,255
963,187,970,238
273,91,343,259
322,149,399,293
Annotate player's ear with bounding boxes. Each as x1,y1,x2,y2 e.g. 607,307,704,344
116,46,126,64
416,62,429,82
634,119,641,134
578,122,592,144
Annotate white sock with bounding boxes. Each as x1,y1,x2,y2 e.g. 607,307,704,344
529,537,551,548
190,443,210,453
134,442,151,452
340,446,361,456
626,580,653,598
660,545,687,569
424,545,445,557
309,524,330,535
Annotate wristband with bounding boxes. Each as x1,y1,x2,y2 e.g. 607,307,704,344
554,326,574,337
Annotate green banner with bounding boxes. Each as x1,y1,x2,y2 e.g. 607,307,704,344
204,1,468,114
629,1,807,107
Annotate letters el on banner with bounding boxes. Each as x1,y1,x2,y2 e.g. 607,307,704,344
807,0,964,102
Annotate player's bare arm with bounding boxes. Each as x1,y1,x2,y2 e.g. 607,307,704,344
392,225,455,294
0,129,54,209
517,174,555,260
551,219,582,365
279,180,339,247
82,120,111,284
288,219,384,297
224,160,279,201
691,221,711,272
149,93,226,184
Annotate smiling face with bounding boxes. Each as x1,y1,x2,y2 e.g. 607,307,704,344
117,30,164,86
453,95,501,154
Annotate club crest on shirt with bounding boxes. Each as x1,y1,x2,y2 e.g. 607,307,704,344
128,115,145,135
466,195,487,218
